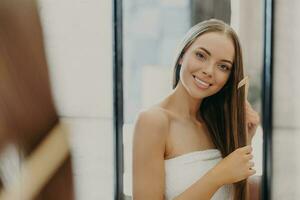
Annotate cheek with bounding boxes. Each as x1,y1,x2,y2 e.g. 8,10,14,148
211,73,230,91
180,61,195,79
182,53,198,67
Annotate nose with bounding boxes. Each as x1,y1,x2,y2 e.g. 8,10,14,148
201,63,213,78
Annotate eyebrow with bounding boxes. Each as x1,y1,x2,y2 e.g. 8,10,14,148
196,47,233,65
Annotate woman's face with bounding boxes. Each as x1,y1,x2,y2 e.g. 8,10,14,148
179,32,235,99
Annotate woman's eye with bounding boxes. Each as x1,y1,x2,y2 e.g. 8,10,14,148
219,64,230,71
196,52,205,60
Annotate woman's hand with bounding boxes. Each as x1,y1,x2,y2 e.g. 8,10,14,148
245,100,260,144
211,145,256,186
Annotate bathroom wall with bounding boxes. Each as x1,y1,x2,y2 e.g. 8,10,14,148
38,0,114,199
272,0,300,199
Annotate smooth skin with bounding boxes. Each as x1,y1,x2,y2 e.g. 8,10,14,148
132,32,260,200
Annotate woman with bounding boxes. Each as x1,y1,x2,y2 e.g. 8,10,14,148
132,19,260,200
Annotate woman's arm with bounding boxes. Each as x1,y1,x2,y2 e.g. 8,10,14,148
132,109,168,200
132,109,224,200
173,168,223,200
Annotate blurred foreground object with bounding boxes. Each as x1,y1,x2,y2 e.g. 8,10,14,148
0,124,70,200
0,0,74,199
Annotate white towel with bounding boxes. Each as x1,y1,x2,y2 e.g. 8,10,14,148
164,149,233,200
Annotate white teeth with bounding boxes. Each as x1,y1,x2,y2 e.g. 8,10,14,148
194,76,210,87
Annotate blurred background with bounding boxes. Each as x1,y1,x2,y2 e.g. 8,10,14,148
0,0,299,199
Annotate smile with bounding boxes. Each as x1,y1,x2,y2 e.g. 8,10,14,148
193,75,212,89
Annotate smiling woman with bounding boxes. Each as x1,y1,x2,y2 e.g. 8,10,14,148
132,19,258,200
121,1,265,200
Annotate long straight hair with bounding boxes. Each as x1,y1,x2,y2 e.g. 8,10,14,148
172,19,248,200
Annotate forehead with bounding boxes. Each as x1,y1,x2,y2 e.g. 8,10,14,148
190,32,235,62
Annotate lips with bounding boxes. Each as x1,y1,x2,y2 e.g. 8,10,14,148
192,75,212,89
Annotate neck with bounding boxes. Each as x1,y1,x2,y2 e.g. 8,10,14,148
166,81,203,120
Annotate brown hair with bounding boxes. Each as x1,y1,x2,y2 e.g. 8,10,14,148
172,19,248,200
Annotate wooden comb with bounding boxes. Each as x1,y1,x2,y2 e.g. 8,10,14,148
238,75,249,100
237,75,250,145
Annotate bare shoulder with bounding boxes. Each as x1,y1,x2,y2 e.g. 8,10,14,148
133,106,170,153
134,107,169,131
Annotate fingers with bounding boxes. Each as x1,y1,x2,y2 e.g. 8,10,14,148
246,105,260,124
247,123,253,129
248,161,255,168
247,113,260,125
241,145,253,154
245,153,254,160
249,168,256,176
246,108,260,120
239,144,257,177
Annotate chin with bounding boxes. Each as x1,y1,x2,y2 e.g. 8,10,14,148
187,86,210,100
